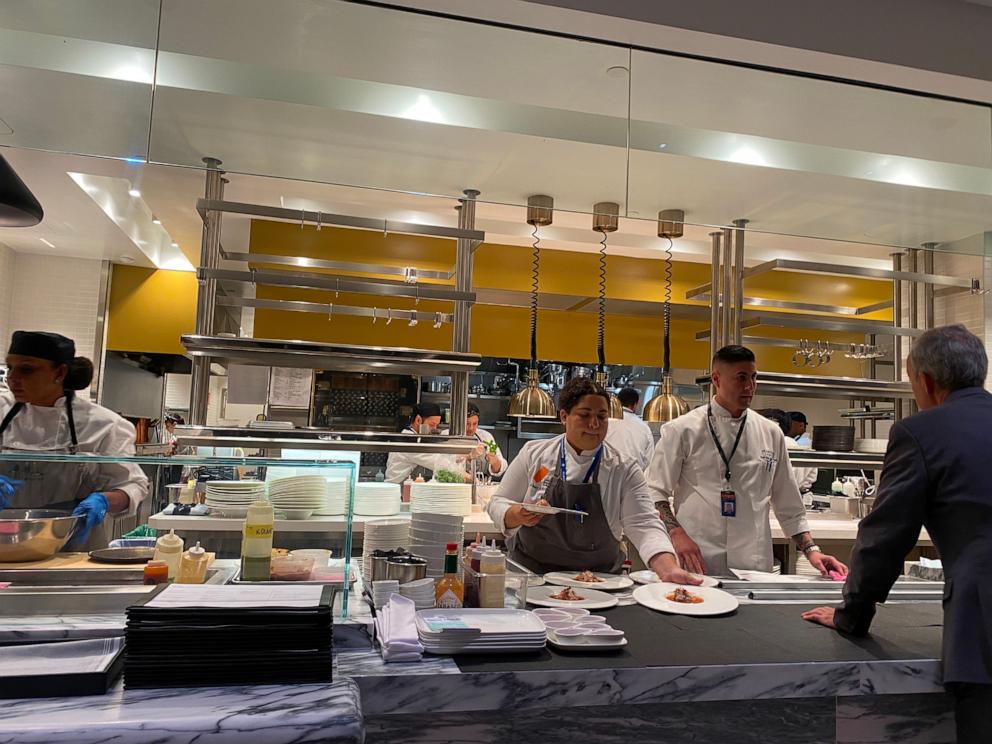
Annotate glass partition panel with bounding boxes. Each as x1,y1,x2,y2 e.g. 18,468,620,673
0,0,158,159
149,0,630,213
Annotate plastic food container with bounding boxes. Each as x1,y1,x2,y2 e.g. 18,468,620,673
269,555,315,581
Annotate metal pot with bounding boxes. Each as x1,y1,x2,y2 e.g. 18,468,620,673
0,509,83,562
384,556,428,584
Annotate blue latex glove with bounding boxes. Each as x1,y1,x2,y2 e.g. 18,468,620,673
66,492,110,550
0,475,23,510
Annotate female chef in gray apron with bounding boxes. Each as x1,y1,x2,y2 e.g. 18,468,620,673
487,376,697,583
0,331,148,550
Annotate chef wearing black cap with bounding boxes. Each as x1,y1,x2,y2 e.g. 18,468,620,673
384,402,444,483
0,331,148,549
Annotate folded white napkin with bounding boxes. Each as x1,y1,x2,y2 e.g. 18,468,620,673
377,594,424,663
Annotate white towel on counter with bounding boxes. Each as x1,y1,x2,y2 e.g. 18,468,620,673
375,593,424,663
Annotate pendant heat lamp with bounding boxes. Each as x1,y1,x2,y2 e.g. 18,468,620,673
508,195,557,418
591,202,624,420
0,154,43,227
644,209,690,423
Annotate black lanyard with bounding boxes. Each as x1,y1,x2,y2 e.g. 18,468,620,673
558,437,602,484
706,404,746,483
0,393,79,453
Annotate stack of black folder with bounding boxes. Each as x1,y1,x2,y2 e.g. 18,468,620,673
124,584,333,689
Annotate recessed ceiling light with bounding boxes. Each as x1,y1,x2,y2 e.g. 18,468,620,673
38,237,56,248
128,188,141,197
171,242,179,248
119,255,136,264
658,143,668,149
151,217,161,225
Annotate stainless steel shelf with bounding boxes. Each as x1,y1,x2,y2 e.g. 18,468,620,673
696,313,923,339
695,371,913,400
788,450,885,468
181,335,482,376
175,426,477,455
220,248,453,281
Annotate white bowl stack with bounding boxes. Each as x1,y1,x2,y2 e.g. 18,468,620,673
354,482,401,516
409,512,464,579
314,479,352,516
371,580,399,610
362,519,410,580
410,482,472,517
267,475,327,517
204,481,267,516
399,577,435,610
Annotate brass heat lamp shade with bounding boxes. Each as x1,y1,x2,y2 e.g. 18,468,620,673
508,368,556,418
594,371,624,420
643,375,689,423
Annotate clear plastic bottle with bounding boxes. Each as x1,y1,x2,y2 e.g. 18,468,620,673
479,549,506,608
240,500,274,581
153,529,184,582
178,541,210,584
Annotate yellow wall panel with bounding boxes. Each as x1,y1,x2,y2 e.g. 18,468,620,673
107,266,198,355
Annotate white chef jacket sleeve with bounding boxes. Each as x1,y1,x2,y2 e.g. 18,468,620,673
645,423,686,506
793,465,817,492
384,451,439,484
97,416,149,514
486,444,532,539
638,426,656,472
619,464,675,563
770,431,810,537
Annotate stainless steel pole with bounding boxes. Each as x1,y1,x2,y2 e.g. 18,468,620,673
908,247,920,335
721,227,734,348
732,219,749,345
189,158,225,425
448,188,479,436
922,243,937,329
892,252,904,420
709,232,722,364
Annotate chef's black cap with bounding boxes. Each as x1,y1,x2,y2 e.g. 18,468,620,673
413,402,442,419
8,330,75,365
788,411,808,424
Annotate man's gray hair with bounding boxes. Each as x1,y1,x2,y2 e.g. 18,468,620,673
908,324,987,391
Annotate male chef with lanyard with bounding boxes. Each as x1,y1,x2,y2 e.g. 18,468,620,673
646,345,848,577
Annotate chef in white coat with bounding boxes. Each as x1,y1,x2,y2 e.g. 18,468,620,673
0,331,148,549
760,409,818,495
604,387,655,471
646,345,847,577
384,402,444,483
488,376,697,582
459,403,508,479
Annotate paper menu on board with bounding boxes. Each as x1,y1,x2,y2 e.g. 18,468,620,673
268,367,313,408
145,584,325,609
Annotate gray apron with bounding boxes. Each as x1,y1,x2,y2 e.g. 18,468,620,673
511,440,622,574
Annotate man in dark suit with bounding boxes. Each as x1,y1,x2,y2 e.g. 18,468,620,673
803,324,992,742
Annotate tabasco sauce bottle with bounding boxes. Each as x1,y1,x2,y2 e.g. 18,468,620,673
434,542,464,608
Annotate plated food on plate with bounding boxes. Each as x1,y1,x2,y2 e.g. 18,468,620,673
573,570,604,583
550,586,585,601
666,587,704,604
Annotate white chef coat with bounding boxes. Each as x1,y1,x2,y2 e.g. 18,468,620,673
795,433,812,448
646,400,809,575
488,434,675,567
604,408,656,471
0,390,149,513
466,428,508,478
384,427,441,484
785,437,818,492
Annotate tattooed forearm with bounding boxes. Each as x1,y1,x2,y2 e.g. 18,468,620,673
657,500,683,532
793,531,815,552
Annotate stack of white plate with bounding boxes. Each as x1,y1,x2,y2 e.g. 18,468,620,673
204,481,267,516
268,475,328,515
410,481,472,516
409,513,464,578
354,482,401,516
362,519,410,580
399,577,435,610
314,479,352,516
415,608,547,654
371,580,399,610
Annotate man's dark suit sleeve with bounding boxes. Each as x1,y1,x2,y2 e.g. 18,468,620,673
833,422,929,635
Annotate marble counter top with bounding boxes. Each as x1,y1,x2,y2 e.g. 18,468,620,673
0,679,364,744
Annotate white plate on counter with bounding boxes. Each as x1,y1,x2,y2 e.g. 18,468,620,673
629,570,720,588
547,631,628,651
520,503,588,517
526,584,619,610
543,571,633,591
632,582,739,617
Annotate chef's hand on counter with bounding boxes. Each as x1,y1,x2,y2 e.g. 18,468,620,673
668,527,707,575
504,499,549,529
0,475,24,509
801,607,837,630
649,552,703,585
806,550,848,578
65,492,110,550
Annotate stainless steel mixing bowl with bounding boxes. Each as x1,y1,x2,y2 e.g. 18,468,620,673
0,509,84,562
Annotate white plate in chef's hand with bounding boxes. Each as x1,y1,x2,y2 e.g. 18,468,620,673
526,584,619,610
521,503,589,517
543,571,633,591
632,582,739,616
629,570,720,588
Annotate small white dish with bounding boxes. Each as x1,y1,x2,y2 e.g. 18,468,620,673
279,509,314,520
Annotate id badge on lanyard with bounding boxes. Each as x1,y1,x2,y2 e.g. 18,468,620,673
707,405,746,520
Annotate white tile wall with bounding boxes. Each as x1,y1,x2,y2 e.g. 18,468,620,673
4,252,103,365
